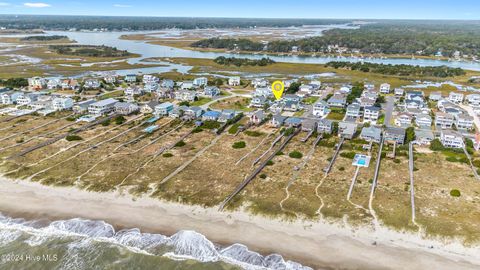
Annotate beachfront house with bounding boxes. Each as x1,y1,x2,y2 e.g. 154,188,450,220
154,102,174,116
440,130,464,148
317,119,333,134
52,97,74,111
414,129,435,146
202,110,221,121
88,98,118,115
338,121,358,139
270,114,287,128
73,99,95,114
384,127,406,145
115,102,139,115
249,110,266,125
140,101,159,114
360,126,382,143
301,118,318,132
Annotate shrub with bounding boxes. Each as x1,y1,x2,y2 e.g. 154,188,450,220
393,159,401,164
283,127,295,136
339,166,345,171
202,120,221,129
259,174,267,179
101,119,110,126
266,160,274,166
66,135,82,141
289,151,303,159
450,189,461,197
162,153,173,158
472,159,480,168
232,141,246,149
192,127,203,133
114,115,126,125
275,151,284,156
340,151,356,159
228,124,240,134
245,130,263,137
430,139,444,151
174,140,186,147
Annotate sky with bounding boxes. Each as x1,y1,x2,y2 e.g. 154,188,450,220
0,0,479,20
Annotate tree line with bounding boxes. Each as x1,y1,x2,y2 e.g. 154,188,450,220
21,35,68,41
213,56,275,66
325,61,466,77
49,45,131,57
191,21,480,58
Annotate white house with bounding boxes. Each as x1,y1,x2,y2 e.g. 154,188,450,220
466,94,480,106
84,79,101,89
394,88,405,97
88,98,118,115
124,74,137,83
16,93,38,106
415,113,432,128
47,79,61,90
193,77,208,87
379,83,391,94
395,112,413,127
228,76,241,86
252,78,269,88
175,90,197,102
180,81,194,90
440,130,464,148
143,75,159,84
52,97,74,111
124,86,144,96
456,114,474,130
114,102,139,115
346,103,361,118
28,77,46,90
312,100,330,117
448,92,464,104
154,102,174,116
435,112,455,129
429,91,442,101
363,106,381,123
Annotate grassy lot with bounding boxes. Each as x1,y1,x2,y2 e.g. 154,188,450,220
210,96,253,112
2,115,480,243
191,97,213,106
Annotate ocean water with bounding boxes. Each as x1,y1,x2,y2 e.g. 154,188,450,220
0,213,312,270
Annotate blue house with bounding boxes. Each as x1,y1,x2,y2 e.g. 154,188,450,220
202,110,221,121
285,117,302,127
204,86,220,97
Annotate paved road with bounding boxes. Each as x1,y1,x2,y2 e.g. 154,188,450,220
384,96,395,127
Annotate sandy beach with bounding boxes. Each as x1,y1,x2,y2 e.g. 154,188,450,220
0,175,479,270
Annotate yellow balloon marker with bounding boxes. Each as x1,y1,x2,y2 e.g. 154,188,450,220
271,81,285,100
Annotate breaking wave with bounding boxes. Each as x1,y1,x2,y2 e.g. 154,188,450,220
0,213,312,270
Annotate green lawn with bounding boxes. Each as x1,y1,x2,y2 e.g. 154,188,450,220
191,97,213,106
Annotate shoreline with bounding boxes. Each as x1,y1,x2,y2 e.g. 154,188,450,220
0,175,479,270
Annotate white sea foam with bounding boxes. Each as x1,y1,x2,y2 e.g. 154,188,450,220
0,213,312,270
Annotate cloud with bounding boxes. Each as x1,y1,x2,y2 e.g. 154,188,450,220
24,2,51,8
0,2,10,6
113,4,132,8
